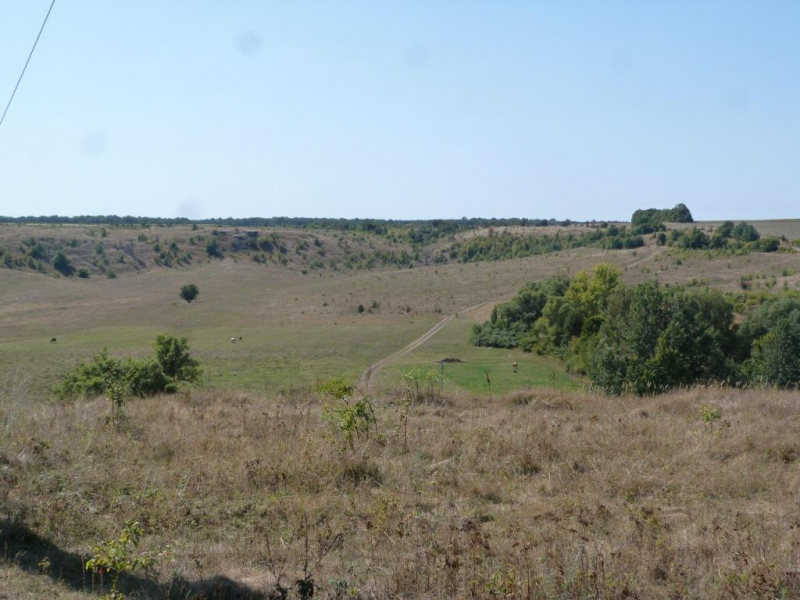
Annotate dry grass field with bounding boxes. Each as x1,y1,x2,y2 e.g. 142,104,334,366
2,382,800,599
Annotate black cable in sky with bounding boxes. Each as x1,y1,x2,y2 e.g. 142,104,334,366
0,0,57,128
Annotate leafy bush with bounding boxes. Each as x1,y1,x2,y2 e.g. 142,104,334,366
316,377,354,400
179,283,199,303
732,221,760,242
153,334,201,383
205,238,222,258
322,398,377,452
53,250,73,275
56,334,200,400
401,368,441,404
86,521,156,600
56,348,120,399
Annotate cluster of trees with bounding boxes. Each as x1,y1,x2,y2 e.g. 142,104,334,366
56,334,201,399
472,265,800,393
0,214,583,233
448,226,644,263
657,221,780,252
631,203,694,232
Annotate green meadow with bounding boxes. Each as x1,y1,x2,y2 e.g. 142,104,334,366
378,315,582,394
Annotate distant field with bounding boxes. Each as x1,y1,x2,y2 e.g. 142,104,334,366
668,219,800,239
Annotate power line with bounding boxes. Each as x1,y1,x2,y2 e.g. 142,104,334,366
0,0,57,128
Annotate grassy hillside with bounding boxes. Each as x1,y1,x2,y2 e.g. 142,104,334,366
2,385,799,599
3,229,800,400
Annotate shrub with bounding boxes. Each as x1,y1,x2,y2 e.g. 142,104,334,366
316,377,354,400
732,221,760,242
153,334,201,383
56,348,122,399
53,250,73,275
86,521,155,600
179,283,199,303
323,398,377,452
56,335,200,400
205,238,222,258
401,368,440,404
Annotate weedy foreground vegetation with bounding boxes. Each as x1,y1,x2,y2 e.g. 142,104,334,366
3,377,800,599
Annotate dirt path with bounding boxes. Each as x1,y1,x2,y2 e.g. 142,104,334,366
358,297,510,391
357,247,662,391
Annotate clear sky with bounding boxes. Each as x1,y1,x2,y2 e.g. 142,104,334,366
0,1,798,221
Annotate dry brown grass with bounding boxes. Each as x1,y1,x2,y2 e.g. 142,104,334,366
3,382,800,599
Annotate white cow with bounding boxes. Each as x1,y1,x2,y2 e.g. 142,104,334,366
231,337,237,344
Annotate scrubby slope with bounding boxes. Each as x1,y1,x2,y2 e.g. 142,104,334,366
2,383,799,599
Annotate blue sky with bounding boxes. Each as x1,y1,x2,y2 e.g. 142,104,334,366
0,1,798,221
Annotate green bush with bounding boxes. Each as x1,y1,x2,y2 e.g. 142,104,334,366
56,334,201,400
179,283,199,303
205,238,223,258
316,377,354,400
53,250,73,275
153,334,202,383
56,348,121,399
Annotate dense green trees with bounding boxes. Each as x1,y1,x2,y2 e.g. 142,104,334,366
473,265,800,393
631,203,694,231
667,222,778,253
591,284,735,394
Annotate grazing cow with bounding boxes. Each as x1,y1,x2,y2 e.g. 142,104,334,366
512,362,518,373
50,338,57,343
230,337,237,344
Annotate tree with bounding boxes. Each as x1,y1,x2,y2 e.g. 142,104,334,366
180,283,199,303
667,203,694,223
153,334,202,383
53,250,73,275
589,283,735,394
747,314,800,388
732,222,760,242
715,221,735,239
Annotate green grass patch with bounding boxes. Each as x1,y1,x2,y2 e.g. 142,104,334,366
0,320,438,400
379,316,581,394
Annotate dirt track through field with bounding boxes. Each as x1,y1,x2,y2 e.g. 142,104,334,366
358,296,512,391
